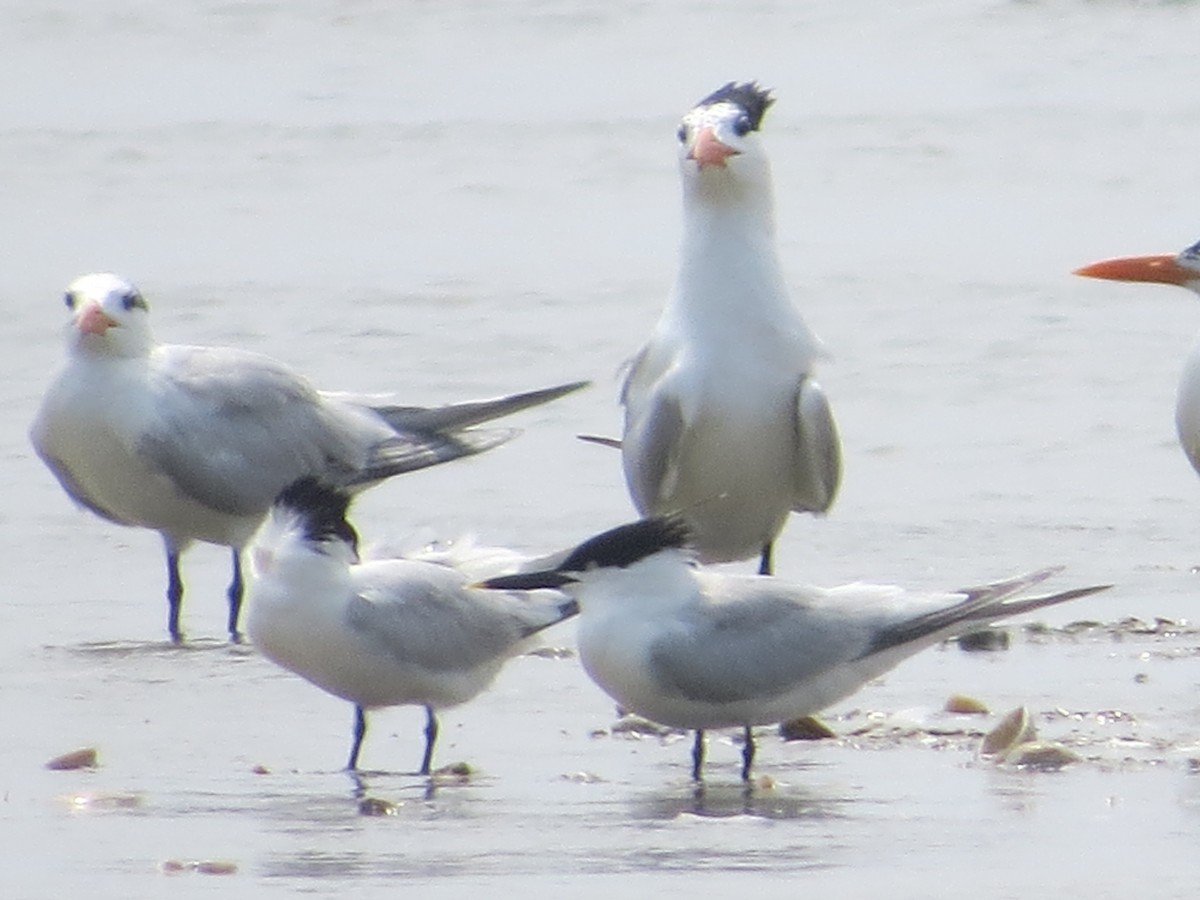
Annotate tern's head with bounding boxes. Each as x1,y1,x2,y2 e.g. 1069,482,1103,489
476,516,693,592
251,477,361,578
1074,238,1200,296
62,273,154,358
676,82,775,201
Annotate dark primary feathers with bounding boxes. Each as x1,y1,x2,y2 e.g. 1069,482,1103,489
695,81,775,131
864,574,1112,656
559,516,692,574
274,477,359,553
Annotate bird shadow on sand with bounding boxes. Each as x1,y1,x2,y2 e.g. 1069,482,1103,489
56,637,254,659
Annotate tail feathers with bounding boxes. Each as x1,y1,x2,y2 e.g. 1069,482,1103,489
345,427,516,486
373,380,589,433
577,434,622,450
867,570,1111,655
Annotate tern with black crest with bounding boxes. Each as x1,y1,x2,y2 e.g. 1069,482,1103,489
246,478,577,774
481,518,1109,782
617,82,841,575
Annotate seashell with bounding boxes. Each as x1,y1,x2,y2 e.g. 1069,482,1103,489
980,706,1036,756
779,715,836,741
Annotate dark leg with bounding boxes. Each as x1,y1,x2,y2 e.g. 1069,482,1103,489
348,706,367,771
419,706,439,775
166,549,184,643
758,542,773,576
740,725,756,782
226,549,244,642
691,729,706,781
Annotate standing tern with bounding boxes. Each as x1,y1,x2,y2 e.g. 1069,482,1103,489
1075,239,1200,479
480,518,1109,782
30,272,586,642
245,477,578,773
619,82,841,575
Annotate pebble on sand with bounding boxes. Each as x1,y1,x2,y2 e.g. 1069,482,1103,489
944,694,989,715
955,628,1010,653
1003,741,1080,771
45,747,98,771
358,797,400,817
160,860,238,875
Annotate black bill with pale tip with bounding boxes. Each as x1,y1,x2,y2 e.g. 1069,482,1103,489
478,515,693,592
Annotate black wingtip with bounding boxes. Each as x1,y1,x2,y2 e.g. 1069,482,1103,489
695,81,775,131
558,515,693,574
274,477,359,551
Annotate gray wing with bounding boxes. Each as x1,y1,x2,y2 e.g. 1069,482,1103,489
138,346,383,516
345,565,571,673
791,375,841,514
620,348,686,515
649,584,868,705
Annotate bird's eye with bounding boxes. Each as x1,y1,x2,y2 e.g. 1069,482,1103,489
121,290,146,311
676,124,688,144
732,115,752,137
63,292,76,310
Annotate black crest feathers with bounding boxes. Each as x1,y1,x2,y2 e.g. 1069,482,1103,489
695,81,775,132
274,477,359,553
559,516,692,574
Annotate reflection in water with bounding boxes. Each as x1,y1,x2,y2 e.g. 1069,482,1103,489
350,769,440,806
631,778,852,822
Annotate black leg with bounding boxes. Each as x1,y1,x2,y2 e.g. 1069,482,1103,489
226,548,244,642
741,725,756,782
758,542,773,576
348,706,367,771
419,706,439,775
691,729,706,781
166,549,184,643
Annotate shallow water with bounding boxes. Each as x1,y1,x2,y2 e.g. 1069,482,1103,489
4,0,1200,896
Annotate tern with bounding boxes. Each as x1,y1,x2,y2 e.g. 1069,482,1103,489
480,517,1109,782
30,272,586,642
618,82,841,575
1075,239,1200,480
245,477,578,774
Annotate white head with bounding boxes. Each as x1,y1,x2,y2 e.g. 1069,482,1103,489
62,273,154,359
675,82,776,209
